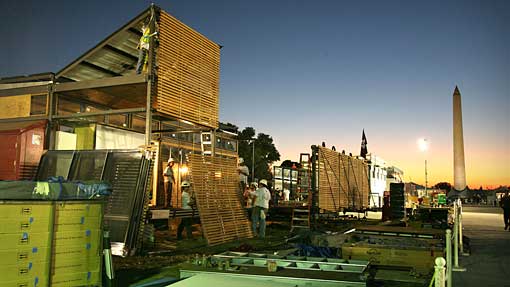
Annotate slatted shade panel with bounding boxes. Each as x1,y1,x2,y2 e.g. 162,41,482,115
156,11,220,129
317,147,370,212
189,154,253,245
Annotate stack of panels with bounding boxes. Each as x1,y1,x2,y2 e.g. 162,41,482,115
36,150,153,257
317,147,370,212
390,183,405,219
156,11,220,129
189,155,253,245
0,201,102,287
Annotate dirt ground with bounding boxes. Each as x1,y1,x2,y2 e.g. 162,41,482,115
113,217,431,286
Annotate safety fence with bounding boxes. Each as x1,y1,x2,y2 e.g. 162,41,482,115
430,199,466,287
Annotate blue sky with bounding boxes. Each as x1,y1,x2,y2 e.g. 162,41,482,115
1,0,508,186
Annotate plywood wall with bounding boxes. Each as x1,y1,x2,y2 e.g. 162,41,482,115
156,11,220,129
189,154,253,245
0,95,31,119
317,147,370,212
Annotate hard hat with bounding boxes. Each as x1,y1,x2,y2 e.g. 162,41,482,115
259,179,268,187
168,158,174,163
238,158,244,164
250,182,258,188
181,180,191,188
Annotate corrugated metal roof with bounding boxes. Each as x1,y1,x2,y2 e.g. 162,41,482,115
56,7,152,82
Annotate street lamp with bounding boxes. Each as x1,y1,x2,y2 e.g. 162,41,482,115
418,138,429,195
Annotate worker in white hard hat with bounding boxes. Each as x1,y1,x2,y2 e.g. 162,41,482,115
251,179,271,238
163,158,175,208
237,157,250,205
177,180,194,240
244,182,258,209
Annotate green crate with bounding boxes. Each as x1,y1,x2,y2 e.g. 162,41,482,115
0,218,52,234
0,247,50,266
0,232,51,250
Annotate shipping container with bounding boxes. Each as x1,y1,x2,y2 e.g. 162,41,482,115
0,121,46,180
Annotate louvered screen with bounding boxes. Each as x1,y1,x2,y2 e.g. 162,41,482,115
189,154,253,245
317,147,370,212
156,11,220,128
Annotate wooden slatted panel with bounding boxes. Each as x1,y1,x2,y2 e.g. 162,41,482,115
189,154,253,245
156,11,220,128
318,147,370,212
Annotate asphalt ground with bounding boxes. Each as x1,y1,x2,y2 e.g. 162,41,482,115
453,206,510,287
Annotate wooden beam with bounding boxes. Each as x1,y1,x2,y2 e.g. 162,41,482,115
0,85,49,97
104,44,138,61
52,107,146,120
80,61,122,77
54,74,147,92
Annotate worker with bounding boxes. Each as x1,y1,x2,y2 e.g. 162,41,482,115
283,189,290,201
177,181,195,240
163,158,175,208
500,191,510,231
243,182,258,208
237,158,250,197
135,21,157,74
250,179,271,238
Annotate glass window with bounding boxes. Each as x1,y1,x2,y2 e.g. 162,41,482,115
108,114,127,127
57,97,81,115
30,94,47,115
132,117,146,132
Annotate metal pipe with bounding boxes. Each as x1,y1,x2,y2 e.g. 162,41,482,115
434,257,446,287
454,210,460,268
458,199,464,254
145,4,156,147
52,107,146,119
251,140,255,182
446,229,452,287
425,159,428,196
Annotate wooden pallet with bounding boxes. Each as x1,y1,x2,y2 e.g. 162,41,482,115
189,155,253,245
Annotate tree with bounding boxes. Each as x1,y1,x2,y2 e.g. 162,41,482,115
238,127,280,183
434,182,452,193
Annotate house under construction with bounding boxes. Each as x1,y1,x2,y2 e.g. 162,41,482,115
0,5,252,250
0,5,238,207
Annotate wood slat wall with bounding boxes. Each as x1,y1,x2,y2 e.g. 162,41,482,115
189,154,253,245
156,11,220,129
318,147,370,212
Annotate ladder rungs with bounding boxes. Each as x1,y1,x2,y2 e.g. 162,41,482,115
292,217,308,221
293,209,309,213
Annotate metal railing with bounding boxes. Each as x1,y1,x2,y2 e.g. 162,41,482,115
431,199,467,287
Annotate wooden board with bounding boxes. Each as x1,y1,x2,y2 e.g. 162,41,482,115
156,11,220,129
0,94,31,119
189,155,253,245
317,147,370,212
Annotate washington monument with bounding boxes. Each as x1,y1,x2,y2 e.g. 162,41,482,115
453,86,467,191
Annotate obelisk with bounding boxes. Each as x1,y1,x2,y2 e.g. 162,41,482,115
453,86,467,191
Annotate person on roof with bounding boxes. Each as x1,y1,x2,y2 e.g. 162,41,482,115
135,21,157,74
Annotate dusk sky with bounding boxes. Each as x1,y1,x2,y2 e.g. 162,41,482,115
1,0,508,188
